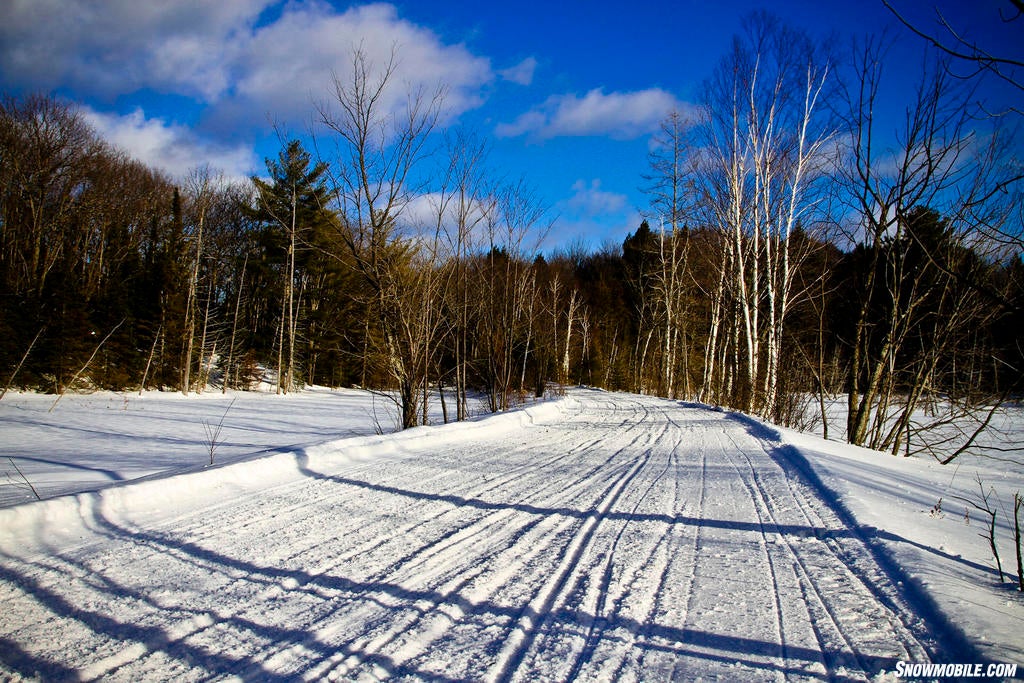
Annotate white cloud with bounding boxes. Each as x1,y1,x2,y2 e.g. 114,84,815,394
235,3,492,126
400,191,494,238
499,57,538,86
81,108,258,183
0,0,269,101
497,88,685,140
0,1,494,131
566,179,628,216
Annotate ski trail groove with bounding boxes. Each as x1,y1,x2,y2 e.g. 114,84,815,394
311,400,658,679
627,421,700,680
486,406,657,682
563,405,678,681
723,425,931,676
719,431,826,677
0,391,948,681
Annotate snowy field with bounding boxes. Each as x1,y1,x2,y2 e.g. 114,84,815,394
0,388,1022,680
0,387,482,508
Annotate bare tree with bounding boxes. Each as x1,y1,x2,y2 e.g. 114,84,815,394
476,180,548,411
644,110,696,399
693,12,835,418
434,130,492,420
883,0,1024,110
834,36,1021,456
698,230,733,405
621,221,660,394
0,95,102,301
881,1,1024,313
180,168,214,395
318,47,445,429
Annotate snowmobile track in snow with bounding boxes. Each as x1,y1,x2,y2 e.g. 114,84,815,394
0,390,959,681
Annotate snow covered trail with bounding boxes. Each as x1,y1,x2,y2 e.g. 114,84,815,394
0,391,957,680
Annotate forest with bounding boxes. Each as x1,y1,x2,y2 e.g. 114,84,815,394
1,16,1022,458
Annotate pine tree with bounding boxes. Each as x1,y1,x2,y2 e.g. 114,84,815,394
248,140,332,393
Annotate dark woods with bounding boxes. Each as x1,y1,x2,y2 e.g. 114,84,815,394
1,16,1022,456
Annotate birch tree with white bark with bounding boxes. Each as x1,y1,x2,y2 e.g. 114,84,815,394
695,12,835,418
644,110,696,399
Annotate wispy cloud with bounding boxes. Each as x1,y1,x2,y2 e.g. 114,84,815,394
566,179,628,215
499,57,538,86
81,108,258,183
546,178,638,250
497,88,685,140
401,191,493,236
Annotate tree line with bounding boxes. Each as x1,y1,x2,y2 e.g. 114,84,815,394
1,15,1021,458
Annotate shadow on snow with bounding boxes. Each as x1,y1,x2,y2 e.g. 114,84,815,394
0,401,994,680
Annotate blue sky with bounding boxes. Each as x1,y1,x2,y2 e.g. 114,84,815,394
1,0,1018,251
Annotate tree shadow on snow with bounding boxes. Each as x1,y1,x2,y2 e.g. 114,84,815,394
721,409,988,669
0,500,907,682
0,415,994,681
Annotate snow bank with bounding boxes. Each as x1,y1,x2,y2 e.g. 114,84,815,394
0,396,570,556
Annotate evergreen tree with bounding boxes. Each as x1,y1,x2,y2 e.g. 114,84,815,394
248,140,334,392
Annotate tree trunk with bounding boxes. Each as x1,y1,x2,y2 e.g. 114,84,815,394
182,208,205,395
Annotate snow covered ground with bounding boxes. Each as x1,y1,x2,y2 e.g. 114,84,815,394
0,387,480,508
0,388,1022,680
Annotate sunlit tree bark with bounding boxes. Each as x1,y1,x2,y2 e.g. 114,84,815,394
694,13,834,418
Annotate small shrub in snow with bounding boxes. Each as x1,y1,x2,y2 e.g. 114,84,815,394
954,476,1024,590
201,399,236,466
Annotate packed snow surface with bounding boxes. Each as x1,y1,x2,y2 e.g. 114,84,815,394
0,389,1021,680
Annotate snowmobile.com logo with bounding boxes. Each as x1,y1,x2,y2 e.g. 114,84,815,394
894,662,1018,679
